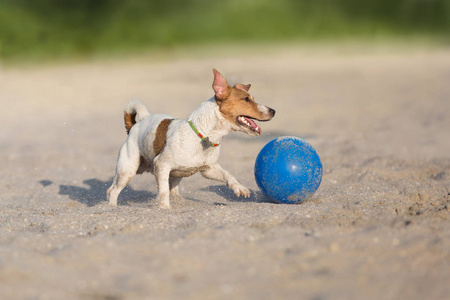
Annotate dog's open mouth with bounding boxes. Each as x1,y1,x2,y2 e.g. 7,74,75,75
237,115,262,134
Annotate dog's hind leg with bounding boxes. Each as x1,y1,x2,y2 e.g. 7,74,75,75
107,142,140,206
154,161,172,209
169,176,183,198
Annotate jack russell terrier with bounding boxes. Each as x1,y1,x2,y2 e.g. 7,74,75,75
107,69,275,208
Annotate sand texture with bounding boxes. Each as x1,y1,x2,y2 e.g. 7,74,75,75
1,47,449,300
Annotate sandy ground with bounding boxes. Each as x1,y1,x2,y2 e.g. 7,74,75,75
1,45,449,300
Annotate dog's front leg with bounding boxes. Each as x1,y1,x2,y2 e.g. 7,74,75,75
154,162,172,209
201,163,250,198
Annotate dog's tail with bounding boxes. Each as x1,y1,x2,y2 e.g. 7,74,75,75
124,99,150,134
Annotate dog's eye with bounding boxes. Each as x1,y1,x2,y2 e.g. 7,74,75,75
243,97,251,102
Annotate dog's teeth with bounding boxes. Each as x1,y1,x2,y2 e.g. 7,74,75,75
239,116,256,129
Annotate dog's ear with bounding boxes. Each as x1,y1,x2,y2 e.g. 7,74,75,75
234,83,251,92
212,69,231,100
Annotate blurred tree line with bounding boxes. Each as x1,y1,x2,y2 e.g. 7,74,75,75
0,0,449,61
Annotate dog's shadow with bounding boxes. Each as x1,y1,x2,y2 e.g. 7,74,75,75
58,178,155,207
201,185,275,204
57,179,273,207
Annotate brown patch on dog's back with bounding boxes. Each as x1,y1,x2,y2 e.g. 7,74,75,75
124,112,137,134
153,118,174,156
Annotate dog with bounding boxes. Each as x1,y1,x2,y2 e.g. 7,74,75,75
107,69,275,208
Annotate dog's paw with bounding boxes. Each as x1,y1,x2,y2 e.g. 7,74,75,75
107,195,118,207
106,186,119,206
159,203,171,209
230,183,250,198
157,193,171,209
108,201,118,207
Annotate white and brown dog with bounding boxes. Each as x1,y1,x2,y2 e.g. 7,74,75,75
107,69,275,208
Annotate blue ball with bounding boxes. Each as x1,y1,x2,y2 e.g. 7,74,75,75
254,137,323,204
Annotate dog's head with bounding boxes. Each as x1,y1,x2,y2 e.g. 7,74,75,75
212,69,275,136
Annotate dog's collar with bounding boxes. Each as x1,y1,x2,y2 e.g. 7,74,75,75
189,121,219,147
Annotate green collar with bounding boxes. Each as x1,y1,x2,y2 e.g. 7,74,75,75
189,121,219,147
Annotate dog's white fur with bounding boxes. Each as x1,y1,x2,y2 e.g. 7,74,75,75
107,69,275,209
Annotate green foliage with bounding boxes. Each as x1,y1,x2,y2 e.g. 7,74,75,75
0,0,449,62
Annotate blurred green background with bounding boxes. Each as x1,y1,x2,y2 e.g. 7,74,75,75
1,0,449,63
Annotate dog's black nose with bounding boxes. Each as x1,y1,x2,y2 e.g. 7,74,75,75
269,108,276,117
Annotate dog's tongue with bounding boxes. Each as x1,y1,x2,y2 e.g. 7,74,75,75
244,117,261,134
